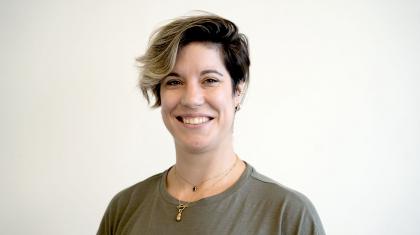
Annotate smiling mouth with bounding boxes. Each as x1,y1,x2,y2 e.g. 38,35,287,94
176,116,213,125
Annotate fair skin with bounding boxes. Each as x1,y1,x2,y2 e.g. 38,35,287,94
160,42,246,202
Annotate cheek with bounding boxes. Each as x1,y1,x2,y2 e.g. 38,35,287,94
160,98,175,131
160,93,174,117
160,91,175,108
211,89,235,111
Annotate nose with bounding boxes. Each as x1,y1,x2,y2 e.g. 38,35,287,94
180,81,204,108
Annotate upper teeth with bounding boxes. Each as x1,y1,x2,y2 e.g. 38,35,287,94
183,117,210,125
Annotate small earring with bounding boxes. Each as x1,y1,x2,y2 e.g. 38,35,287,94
235,104,241,112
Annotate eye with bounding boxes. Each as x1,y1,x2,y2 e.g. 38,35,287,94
165,79,183,87
203,78,220,85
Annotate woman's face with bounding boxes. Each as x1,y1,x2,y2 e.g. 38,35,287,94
160,42,242,153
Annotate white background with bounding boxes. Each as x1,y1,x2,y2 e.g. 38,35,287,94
1,0,419,234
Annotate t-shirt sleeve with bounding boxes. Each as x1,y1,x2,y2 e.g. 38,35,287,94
97,196,116,235
96,191,128,235
281,191,326,235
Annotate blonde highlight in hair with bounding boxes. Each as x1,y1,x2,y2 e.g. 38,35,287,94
137,12,250,108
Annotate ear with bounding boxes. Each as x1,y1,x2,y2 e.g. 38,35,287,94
234,81,246,106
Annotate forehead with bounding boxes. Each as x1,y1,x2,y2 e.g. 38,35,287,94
173,42,226,73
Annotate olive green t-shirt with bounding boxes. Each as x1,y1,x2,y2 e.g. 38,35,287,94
97,163,325,235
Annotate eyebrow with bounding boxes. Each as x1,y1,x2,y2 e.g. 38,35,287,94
201,69,223,77
166,70,224,78
166,72,180,77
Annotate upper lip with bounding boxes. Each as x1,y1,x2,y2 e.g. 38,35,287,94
175,113,214,118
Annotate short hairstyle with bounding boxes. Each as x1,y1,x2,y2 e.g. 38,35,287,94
137,13,250,108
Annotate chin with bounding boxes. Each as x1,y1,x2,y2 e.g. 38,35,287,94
177,139,214,153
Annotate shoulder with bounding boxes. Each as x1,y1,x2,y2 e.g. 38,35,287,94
245,165,325,234
97,172,165,235
109,172,163,207
249,168,312,205
102,171,164,220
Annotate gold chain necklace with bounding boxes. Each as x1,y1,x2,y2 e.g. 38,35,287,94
174,156,239,222
174,156,239,192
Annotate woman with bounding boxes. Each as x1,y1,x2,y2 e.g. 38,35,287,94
97,13,325,235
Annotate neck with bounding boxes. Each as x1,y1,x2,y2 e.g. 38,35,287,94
174,143,236,184
167,140,245,202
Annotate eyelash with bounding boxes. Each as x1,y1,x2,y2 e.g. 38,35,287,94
203,78,219,84
165,79,182,86
163,77,220,87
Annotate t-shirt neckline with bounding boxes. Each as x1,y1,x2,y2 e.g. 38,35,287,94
159,161,252,207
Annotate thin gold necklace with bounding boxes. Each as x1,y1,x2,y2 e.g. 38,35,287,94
174,156,239,192
174,156,239,222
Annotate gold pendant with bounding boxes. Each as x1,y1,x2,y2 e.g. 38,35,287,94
192,186,198,192
176,211,182,221
176,204,188,222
